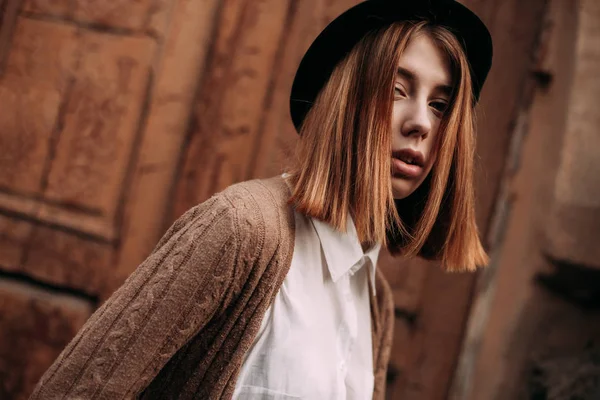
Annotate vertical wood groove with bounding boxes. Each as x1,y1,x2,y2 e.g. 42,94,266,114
0,0,21,76
246,0,298,180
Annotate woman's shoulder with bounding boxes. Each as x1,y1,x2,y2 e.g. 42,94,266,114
227,176,293,240
192,175,295,250
220,175,291,207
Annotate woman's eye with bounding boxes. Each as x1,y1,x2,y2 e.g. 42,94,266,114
394,86,406,97
430,101,448,115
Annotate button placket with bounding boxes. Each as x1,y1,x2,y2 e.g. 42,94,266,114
344,274,359,375
338,274,354,377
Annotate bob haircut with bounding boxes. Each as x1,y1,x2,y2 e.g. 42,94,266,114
288,21,488,272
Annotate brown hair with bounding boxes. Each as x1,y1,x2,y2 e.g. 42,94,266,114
288,21,488,272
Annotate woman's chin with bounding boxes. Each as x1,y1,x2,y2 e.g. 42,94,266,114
391,175,416,200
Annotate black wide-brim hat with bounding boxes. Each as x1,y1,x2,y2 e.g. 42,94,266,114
290,0,493,133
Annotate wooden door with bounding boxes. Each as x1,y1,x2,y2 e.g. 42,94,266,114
0,0,216,397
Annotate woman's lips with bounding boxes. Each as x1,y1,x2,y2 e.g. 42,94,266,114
392,157,423,178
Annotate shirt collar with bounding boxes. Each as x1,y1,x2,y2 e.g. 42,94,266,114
310,215,381,295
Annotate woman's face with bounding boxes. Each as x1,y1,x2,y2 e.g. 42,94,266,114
390,33,452,200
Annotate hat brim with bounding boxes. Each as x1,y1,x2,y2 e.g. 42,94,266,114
289,0,493,133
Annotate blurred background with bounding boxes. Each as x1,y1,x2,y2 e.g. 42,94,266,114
0,0,599,399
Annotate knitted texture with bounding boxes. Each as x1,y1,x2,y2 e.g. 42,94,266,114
29,176,395,400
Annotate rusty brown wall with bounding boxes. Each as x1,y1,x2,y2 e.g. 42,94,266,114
0,0,203,397
0,0,550,399
451,0,600,399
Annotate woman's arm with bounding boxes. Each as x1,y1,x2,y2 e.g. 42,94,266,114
30,194,243,399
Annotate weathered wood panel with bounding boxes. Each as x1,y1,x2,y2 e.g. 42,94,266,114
0,17,155,292
22,0,72,17
454,0,598,398
379,253,430,398
386,316,414,400
0,0,21,73
21,227,112,295
548,0,600,268
0,78,62,194
0,215,31,271
173,0,293,215
44,32,154,233
0,278,93,400
4,16,78,88
113,0,222,287
144,0,176,39
252,0,363,179
72,0,154,30
0,0,194,398
23,0,156,31
0,18,77,194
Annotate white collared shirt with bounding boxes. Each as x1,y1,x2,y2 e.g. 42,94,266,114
233,204,381,400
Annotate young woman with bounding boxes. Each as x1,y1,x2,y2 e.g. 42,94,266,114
31,0,492,399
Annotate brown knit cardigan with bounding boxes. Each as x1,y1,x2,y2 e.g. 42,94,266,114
30,176,395,400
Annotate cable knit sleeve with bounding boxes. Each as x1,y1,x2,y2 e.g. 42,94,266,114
30,193,244,400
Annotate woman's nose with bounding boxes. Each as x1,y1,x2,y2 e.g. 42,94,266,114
401,101,431,139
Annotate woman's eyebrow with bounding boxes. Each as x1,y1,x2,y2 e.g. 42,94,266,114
396,66,416,84
397,66,452,97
